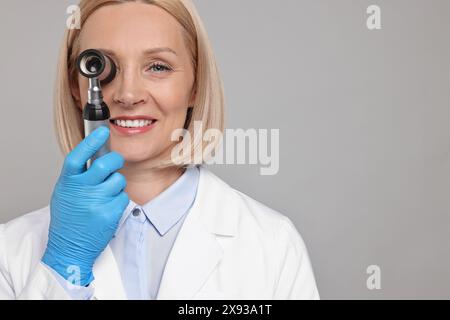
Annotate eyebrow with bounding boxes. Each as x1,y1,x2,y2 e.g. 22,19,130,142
98,47,178,58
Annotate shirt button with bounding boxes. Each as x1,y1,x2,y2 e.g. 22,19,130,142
132,208,141,217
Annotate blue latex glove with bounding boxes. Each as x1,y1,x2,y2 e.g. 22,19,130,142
42,126,129,286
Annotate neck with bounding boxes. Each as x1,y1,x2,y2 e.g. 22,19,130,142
119,162,185,206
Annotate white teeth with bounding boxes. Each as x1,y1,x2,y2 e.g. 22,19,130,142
114,119,153,128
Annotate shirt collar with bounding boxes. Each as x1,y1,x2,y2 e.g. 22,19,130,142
115,165,200,237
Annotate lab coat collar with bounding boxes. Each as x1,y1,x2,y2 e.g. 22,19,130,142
91,166,240,299
113,165,200,237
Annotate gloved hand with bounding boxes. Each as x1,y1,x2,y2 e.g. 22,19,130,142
42,126,129,286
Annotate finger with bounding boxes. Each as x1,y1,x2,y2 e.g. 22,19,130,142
103,191,130,221
62,126,110,176
78,151,125,186
97,172,127,196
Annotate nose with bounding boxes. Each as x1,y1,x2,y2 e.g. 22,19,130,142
112,66,147,108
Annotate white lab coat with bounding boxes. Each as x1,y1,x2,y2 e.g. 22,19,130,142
0,166,319,300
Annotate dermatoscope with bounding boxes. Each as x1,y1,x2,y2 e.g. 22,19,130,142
76,49,117,168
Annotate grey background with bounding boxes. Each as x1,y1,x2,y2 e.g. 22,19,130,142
1,0,449,299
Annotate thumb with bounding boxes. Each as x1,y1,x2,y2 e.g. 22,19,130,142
62,126,110,176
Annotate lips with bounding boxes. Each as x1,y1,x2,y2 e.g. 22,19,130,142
109,115,158,136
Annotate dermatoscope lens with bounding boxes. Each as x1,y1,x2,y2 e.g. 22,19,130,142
84,56,103,73
76,49,117,85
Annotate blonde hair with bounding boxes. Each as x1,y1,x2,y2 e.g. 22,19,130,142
54,0,225,168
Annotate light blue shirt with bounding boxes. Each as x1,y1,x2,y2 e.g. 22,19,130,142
50,165,200,299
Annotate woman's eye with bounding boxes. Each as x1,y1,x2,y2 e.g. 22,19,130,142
147,62,172,73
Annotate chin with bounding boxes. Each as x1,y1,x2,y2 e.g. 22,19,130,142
122,153,152,164
110,137,175,165
110,143,154,163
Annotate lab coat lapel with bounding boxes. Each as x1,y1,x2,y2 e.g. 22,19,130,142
89,167,239,300
156,167,239,299
90,200,222,300
91,245,127,300
155,212,223,299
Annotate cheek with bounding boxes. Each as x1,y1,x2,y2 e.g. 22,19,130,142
152,79,193,132
159,105,189,133
154,84,190,115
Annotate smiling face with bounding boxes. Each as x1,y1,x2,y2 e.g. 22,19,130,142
72,2,196,165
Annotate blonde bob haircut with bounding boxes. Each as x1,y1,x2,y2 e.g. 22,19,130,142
54,0,225,168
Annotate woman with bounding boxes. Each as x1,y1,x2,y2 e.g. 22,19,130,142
0,0,319,300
